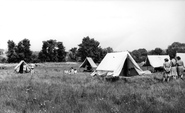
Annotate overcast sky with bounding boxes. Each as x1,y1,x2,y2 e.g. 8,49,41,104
0,0,185,52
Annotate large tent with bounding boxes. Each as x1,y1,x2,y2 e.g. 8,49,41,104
79,57,97,72
176,53,185,64
144,55,170,68
14,60,31,73
92,51,144,77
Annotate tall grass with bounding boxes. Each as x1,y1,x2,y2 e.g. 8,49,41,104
0,64,185,113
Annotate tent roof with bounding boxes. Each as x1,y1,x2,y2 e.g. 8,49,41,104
79,57,97,68
95,51,143,77
144,55,170,68
96,52,127,71
176,53,185,64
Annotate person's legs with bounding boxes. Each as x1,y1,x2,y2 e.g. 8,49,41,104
163,72,166,82
178,66,184,79
31,69,34,75
171,67,177,79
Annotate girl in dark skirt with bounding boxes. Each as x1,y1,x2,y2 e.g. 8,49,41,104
176,56,185,79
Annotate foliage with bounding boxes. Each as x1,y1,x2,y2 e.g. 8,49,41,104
77,36,113,63
57,42,66,62
167,42,185,58
77,36,99,62
5,38,184,63
148,48,166,55
131,48,147,63
31,51,40,63
67,47,78,62
77,36,101,63
7,39,33,63
7,40,19,63
16,38,33,62
0,57,7,63
38,39,66,62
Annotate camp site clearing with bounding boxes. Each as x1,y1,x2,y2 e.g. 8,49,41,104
0,61,185,113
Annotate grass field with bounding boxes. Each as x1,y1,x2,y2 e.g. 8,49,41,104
0,63,185,113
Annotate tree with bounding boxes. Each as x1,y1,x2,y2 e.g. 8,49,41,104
77,36,101,62
99,47,113,62
131,48,147,63
38,39,66,62
16,38,32,62
57,41,66,62
7,40,19,63
148,47,166,55
31,51,40,63
67,47,78,62
167,42,185,58
131,50,140,63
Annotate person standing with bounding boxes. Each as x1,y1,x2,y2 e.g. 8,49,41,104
176,56,185,79
163,58,171,82
170,57,178,79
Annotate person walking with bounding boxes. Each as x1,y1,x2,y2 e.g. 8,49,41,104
170,57,178,79
176,56,185,79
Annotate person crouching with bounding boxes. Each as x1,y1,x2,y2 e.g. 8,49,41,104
30,63,36,75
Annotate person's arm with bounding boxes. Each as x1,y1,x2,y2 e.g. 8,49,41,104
163,63,166,70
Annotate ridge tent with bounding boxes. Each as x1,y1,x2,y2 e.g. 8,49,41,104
91,51,144,77
79,57,97,72
143,55,170,72
14,60,31,73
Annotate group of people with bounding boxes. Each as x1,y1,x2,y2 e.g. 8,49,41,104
163,56,185,82
64,67,77,74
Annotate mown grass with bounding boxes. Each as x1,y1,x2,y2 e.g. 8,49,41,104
0,63,185,113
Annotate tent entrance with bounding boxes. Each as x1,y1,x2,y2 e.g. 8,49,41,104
120,58,138,76
19,63,24,73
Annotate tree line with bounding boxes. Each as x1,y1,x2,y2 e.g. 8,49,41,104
4,36,113,63
131,42,185,63
1,36,185,63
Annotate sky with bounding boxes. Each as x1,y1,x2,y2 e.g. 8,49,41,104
0,0,185,52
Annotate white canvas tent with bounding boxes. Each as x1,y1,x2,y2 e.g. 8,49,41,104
14,60,31,73
91,51,144,77
176,53,185,64
144,55,170,68
79,57,97,71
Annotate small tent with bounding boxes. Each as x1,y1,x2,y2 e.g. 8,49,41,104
14,60,31,73
79,57,97,72
143,55,170,72
91,51,144,77
176,53,185,64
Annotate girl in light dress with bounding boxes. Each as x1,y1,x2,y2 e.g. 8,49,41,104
170,58,178,79
163,58,171,82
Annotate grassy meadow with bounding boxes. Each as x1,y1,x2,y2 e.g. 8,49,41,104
0,63,185,113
